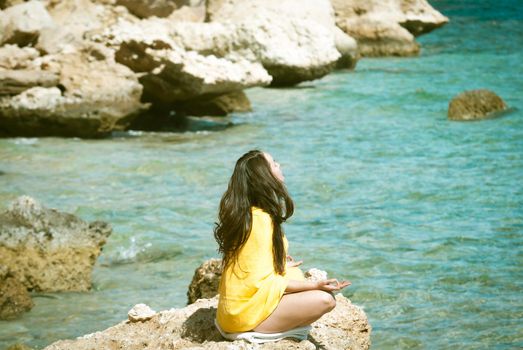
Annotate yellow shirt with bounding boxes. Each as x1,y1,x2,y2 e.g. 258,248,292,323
216,207,304,333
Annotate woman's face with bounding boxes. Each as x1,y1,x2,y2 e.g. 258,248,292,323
263,152,284,182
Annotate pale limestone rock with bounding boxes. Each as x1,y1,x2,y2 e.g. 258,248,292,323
0,69,59,95
0,45,40,70
332,0,448,56
44,295,371,350
0,44,146,138
206,0,355,83
36,0,136,55
304,268,329,282
0,196,112,292
168,5,205,22
128,304,157,322
0,0,53,46
94,17,271,104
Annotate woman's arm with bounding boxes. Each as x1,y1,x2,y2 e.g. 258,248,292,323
285,278,351,293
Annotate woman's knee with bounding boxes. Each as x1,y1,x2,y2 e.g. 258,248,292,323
317,291,336,313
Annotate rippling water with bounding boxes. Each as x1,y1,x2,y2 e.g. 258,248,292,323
1,0,522,349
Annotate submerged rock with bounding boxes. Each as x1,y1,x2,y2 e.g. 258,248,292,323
0,196,112,292
0,265,34,320
448,89,508,121
332,0,448,57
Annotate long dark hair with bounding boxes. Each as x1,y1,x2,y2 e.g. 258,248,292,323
214,150,294,275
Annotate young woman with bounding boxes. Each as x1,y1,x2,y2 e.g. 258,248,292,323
214,150,350,334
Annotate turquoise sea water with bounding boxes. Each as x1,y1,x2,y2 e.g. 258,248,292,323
1,0,522,349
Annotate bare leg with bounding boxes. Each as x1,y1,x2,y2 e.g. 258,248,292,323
253,290,335,333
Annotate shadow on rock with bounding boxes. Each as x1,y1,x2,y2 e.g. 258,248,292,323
181,307,223,343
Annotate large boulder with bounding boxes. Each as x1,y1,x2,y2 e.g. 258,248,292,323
448,89,508,121
36,0,135,55
0,1,53,47
44,295,370,349
0,43,146,138
206,0,356,82
0,196,112,292
0,265,34,320
332,0,448,56
94,18,272,104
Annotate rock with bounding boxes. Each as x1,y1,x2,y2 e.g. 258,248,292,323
334,27,359,69
187,258,222,304
116,0,181,18
0,196,112,292
338,18,420,57
304,268,329,282
36,0,136,55
128,303,157,322
44,294,371,350
0,265,34,320
176,90,252,117
0,45,40,70
167,5,205,22
206,0,352,84
0,69,60,95
0,44,146,138
448,89,508,121
0,1,54,46
96,18,272,104
0,0,25,10
332,0,448,57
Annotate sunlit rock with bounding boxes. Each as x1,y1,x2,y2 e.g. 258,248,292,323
0,43,146,138
332,0,449,57
0,196,112,292
128,303,157,322
206,0,354,83
0,1,53,47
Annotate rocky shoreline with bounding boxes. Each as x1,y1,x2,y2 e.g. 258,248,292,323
1,196,371,349
0,0,447,138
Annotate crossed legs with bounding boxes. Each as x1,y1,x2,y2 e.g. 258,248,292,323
253,290,336,333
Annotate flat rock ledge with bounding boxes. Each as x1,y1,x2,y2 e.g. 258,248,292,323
0,195,112,292
44,294,370,350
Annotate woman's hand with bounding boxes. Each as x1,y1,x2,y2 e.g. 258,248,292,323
315,279,351,292
286,255,303,268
